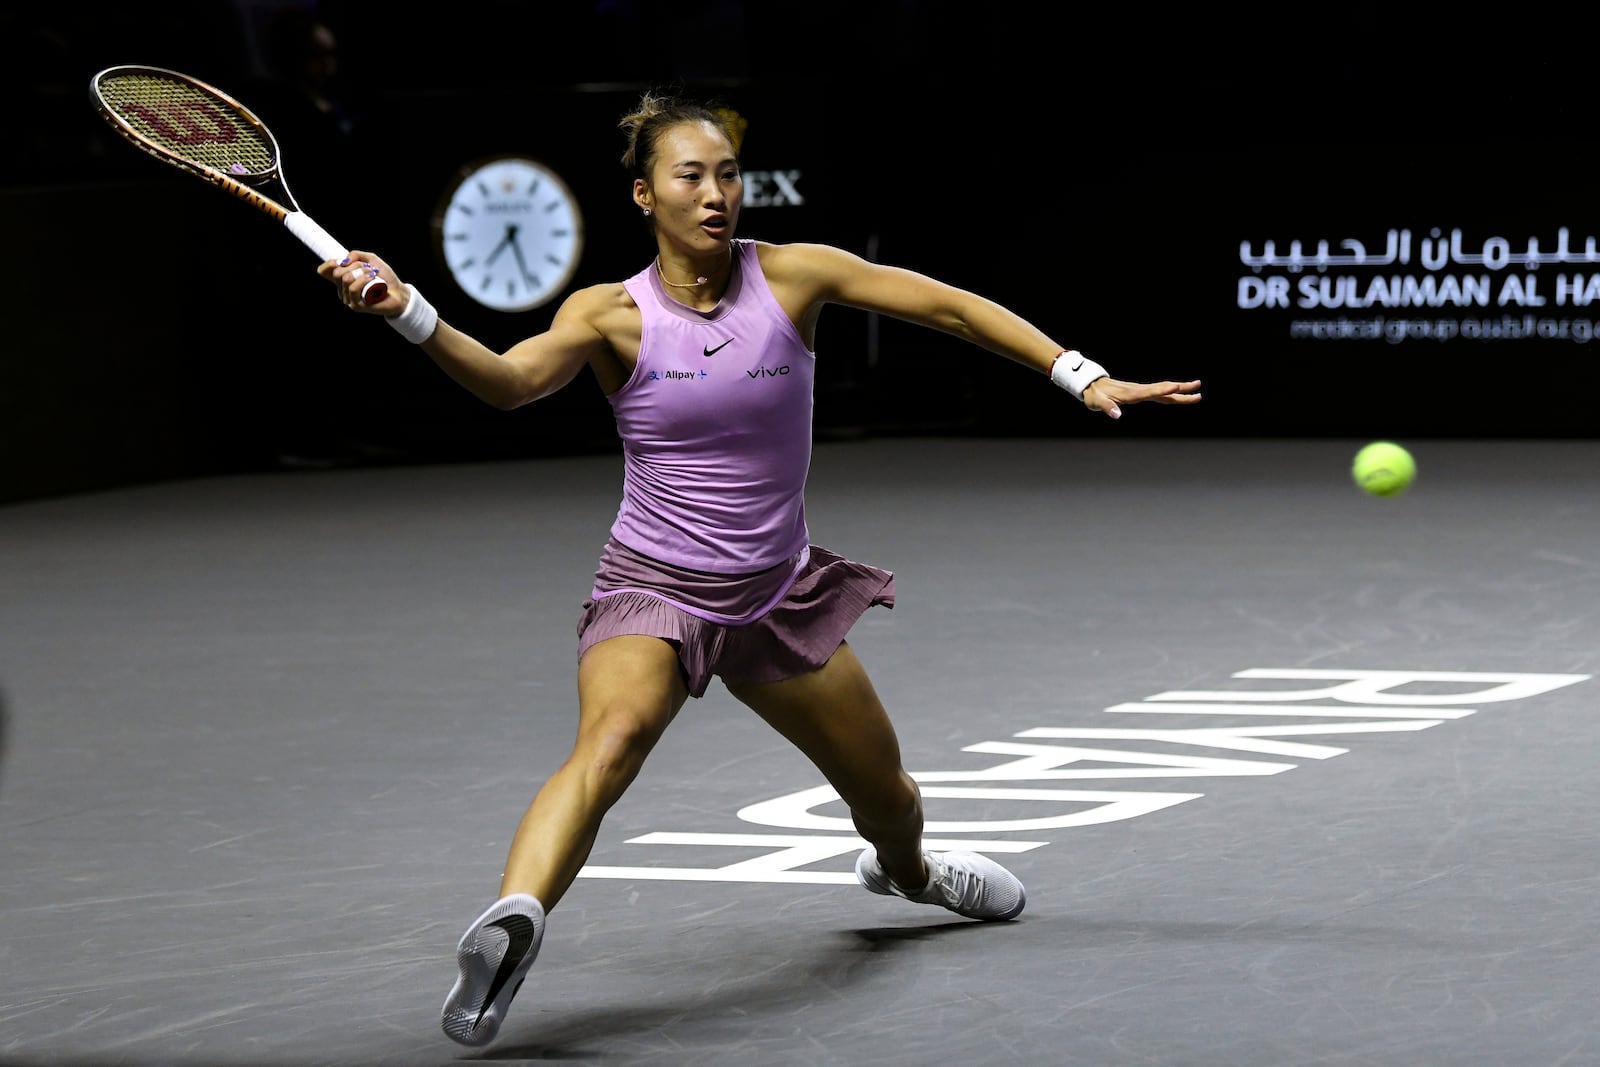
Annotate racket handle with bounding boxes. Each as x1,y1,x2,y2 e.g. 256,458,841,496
284,210,389,305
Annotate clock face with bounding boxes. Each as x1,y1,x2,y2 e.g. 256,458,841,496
433,156,584,312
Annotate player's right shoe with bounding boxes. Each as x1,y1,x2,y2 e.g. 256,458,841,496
856,848,1026,921
441,893,545,1047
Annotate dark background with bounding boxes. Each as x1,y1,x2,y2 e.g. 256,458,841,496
3,2,1595,503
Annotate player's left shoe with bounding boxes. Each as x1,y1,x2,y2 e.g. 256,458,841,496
441,893,545,1046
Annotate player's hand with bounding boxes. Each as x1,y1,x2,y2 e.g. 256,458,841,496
1082,377,1202,420
317,250,405,315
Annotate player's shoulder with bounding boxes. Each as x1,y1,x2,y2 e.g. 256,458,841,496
555,280,638,322
755,240,865,279
565,279,636,307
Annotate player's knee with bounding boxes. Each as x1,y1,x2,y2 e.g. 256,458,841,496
576,709,663,790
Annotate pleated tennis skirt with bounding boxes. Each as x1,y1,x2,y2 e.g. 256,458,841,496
576,542,895,698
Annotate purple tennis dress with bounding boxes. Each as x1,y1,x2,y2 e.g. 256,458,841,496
576,239,894,697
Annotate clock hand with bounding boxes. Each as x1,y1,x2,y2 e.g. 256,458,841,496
483,224,517,266
506,229,540,287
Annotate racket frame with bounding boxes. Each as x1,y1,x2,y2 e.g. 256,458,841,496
90,64,385,303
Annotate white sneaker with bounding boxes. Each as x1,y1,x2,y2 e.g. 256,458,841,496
440,893,545,1046
856,848,1026,921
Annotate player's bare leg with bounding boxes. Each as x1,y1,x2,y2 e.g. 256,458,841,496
443,636,687,1046
501,635,689,908
727,641,1024,920
727,641,927,882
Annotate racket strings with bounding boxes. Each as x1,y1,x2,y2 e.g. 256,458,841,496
98,74,276,176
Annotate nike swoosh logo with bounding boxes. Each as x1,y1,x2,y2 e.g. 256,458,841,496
1070,359,1084,372
703,338,734,357
474,915,536,1028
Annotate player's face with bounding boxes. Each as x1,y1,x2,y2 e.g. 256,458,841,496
641,120,742,254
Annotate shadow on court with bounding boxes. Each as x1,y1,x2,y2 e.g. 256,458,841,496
483,921,988,1061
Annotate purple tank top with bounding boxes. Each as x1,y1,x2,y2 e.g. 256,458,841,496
610,239,816,573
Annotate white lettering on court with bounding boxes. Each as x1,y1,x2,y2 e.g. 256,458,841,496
577,668,1588,885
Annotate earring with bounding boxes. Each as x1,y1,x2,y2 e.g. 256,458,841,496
642,208,652,217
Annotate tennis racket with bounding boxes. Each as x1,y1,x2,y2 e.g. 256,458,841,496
90,64,386,304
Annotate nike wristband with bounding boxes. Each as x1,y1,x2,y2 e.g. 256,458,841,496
1048,349,1108,400
387,284,439,345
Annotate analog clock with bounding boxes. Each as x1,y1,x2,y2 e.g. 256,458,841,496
432,155,584,312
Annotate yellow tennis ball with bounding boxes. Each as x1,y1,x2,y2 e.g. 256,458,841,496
1352,441,1416,497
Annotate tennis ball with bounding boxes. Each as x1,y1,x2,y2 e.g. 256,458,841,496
1352,441,1416,497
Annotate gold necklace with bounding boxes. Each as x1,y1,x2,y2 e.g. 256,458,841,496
655,250,730,289
655,257,707,288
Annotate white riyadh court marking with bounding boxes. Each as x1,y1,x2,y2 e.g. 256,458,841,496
1013,720,1446,760
1106,702,1476,719
577,668,1591,884
1149,669,1589,705
738,785,1204,833
577,834,1043,883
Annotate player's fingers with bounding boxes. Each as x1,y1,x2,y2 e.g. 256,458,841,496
1153,379,1203,403
343,262,378,292
344,250,390,276
335,267,367,306
1121,380,1198,401
1082,383,1122,420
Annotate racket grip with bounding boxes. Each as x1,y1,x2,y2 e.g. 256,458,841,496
284,210,387,304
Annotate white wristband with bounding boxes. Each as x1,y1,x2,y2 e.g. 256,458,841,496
387,284,438,344
1048,349,1108,400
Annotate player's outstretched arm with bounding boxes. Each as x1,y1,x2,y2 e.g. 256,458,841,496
320,251,608,410
768,242,1203,421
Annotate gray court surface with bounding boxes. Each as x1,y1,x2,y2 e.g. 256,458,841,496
2,436,1597,1067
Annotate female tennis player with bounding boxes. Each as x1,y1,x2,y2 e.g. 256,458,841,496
320,89,1201,1047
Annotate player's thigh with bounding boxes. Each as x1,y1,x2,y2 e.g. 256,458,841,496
725,642,909,804
575,634,690,757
